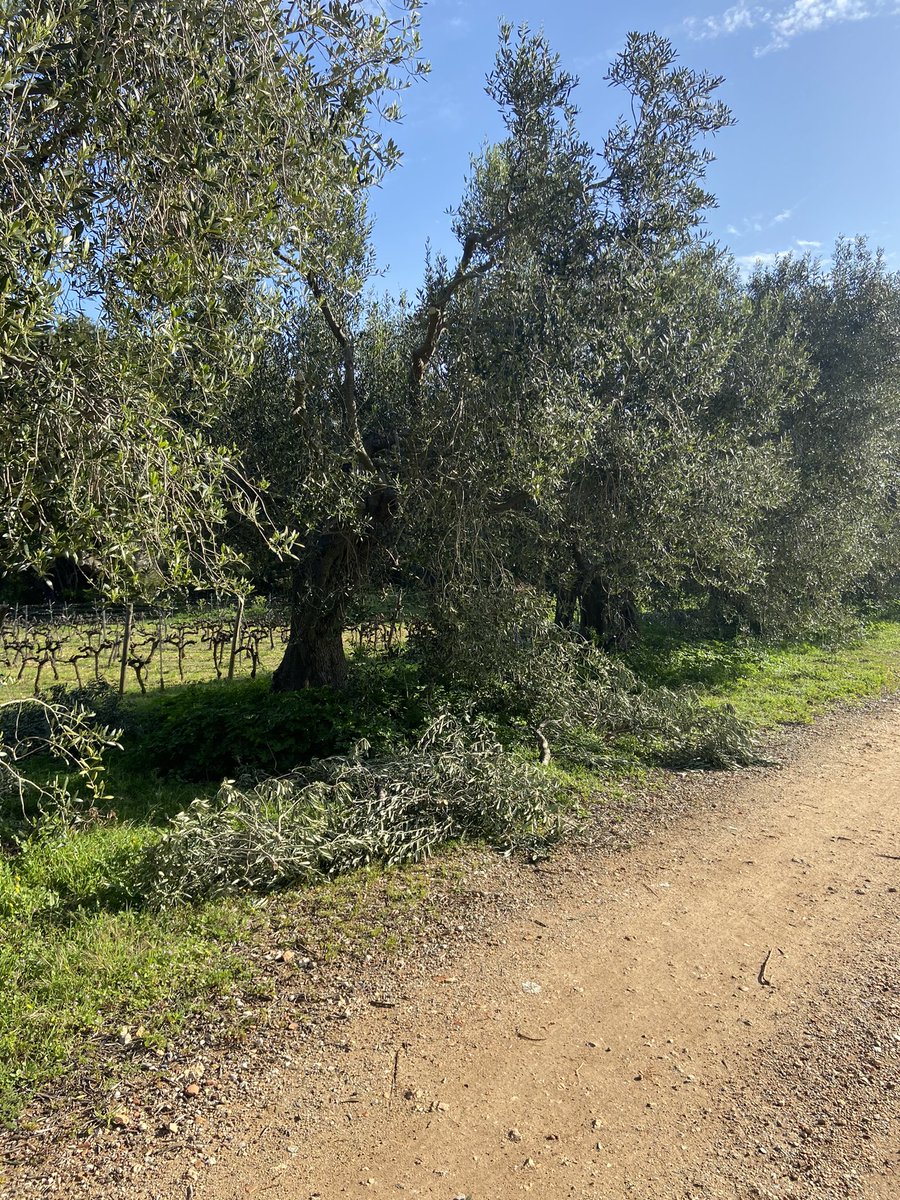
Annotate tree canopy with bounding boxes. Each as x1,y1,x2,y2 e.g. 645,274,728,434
0,0,424,594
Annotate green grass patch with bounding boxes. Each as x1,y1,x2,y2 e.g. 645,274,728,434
715,621,900,725
0,852,249,1125
628,619,900,727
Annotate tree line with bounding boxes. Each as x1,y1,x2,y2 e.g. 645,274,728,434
3,1,900,696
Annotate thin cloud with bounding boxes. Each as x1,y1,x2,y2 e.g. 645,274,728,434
443,0,472,36
685,0,897,54
734,239,826,273
735,249,794,270
726,208,797,237
687,1,759,38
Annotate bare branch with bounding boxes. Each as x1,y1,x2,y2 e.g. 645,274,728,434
409,218,506,392
299,269,378,475
304,270,350,350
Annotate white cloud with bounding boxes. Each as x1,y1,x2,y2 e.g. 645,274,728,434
686,1,762,39
733,239,827,273
685,0,897,53
725,207,798,237
735,249,794,270
768,0,873,49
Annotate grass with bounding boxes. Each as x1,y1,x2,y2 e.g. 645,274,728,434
257,857,455,966
716,621,900,724
629,618,900,726
1,617,900,1126
0,847,250,1125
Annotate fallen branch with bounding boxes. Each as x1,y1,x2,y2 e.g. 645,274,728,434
758,948,774,986
535,724,552,766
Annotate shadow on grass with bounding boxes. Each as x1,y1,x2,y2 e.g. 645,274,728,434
117,656,428,784
625,621,765,693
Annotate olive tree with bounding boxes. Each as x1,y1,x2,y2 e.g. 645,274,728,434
395,35,752,652
725,239,900,632
235,29,761,685
0,0,424,596
233,26,603,689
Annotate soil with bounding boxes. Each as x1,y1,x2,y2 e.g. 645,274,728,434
3,699,898,1199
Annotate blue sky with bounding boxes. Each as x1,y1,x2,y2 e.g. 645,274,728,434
369,0,900,293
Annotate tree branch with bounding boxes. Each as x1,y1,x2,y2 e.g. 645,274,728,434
409,216,507,393
295,266,377,475
305,271,350,351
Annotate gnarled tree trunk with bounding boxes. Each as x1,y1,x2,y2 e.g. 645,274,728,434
579,577,640,651
272,594,348,690
272,532,351,691
272,485,398,691
561,548,641,651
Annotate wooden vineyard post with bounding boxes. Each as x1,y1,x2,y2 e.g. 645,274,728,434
227,595,245,681
118,603,134,696
158,611,165,690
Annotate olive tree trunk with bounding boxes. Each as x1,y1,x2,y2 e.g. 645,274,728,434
578,578,640,651
272,486,397,691
272,594,348,690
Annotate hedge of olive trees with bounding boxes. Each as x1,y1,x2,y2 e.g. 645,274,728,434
228,30,900,688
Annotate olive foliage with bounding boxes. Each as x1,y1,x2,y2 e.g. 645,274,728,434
0,0,424,595
733,239,900,631
232,28,900,697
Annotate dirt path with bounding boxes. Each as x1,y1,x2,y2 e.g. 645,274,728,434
5,704,898,1200
180,704,899,1200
